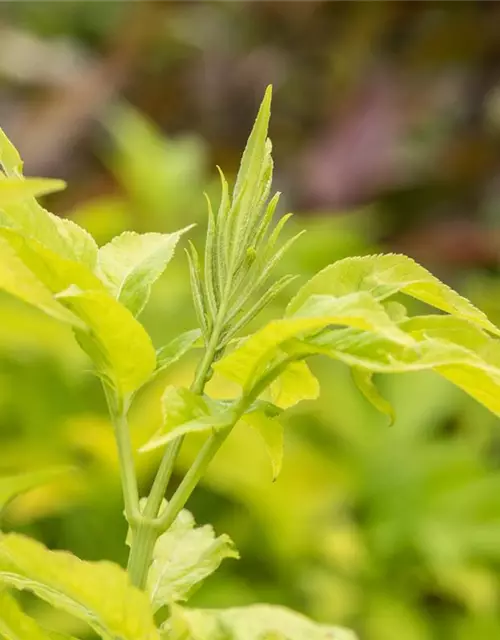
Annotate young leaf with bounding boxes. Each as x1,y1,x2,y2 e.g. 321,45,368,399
57,287,156,396
0,177,66,206
0,127,23,174
287,253,500,336
186,243,209,338
351,367,395,425
0,468,72,515
0,589,61,640
242,409,284,480
97,228,192,317
0,533,159,640
270,360,320,409
163,604,357,640
147,509,238,612
215,291,413,391
140,386,227,453
156,329,203,374
0,236,84,327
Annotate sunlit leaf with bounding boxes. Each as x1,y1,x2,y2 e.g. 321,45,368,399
148,509,238,612
0,177,66,206
140,387,226,453
215,291,413,391
163,604,357,640
0,236,83,327
57,287,156,396
0,589,61,640
0,534,159,640
287,254,499,335
270,360,320,409
98,228,192,316
156,329,203,374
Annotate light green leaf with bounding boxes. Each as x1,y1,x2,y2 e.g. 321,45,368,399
163,604,357,640
270,360,320,409
351,367,395,425
215,291,413,391
0,468,72,515
0,236,83,327
148,509,238,613
287,253,499,335
56,287,156,396
303,317,500,416
0,589,59,640
242,409,284,480
0,177,66,206
0,227,104,294
97,228,192,316
156,329,203,374
0,533,159,640
140,387,227,453
0,127,23,174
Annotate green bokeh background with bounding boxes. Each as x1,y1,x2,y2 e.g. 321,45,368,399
2,3,500,638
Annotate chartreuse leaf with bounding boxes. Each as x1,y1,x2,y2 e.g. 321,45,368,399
300,316,500,416
242,407,284,480
0,227,104,294
140,387,227,453
0,468,72,514
156,329,203,374
0,236,83,327
0,534,159,640
287,253,500,335
351,367,395,425
0,128,97,268
215,291,413,392
148,509,238,613
57,287,156,396
97,228,192,317
0,177,66,206
162,604,357,640
270,360,319,409
0,589,64,640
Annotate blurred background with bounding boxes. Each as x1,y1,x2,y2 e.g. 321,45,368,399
2,2,500,639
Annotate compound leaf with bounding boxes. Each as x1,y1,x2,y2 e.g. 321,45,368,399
270,360,319,409
242,408,284,480
156,329,203,374
0,534,159,640
351,367,395,425
0,177,65,206
0,589,61,640
287,254,499,336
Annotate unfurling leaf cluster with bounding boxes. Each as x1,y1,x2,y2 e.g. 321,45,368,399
3,85,500,640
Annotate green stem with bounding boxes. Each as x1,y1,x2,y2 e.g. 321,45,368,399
105,390,140,524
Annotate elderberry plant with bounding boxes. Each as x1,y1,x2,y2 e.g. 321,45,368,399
1,87,500,640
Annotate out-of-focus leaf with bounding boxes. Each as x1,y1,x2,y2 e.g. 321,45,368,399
0,227,104,294
0,236,83,327
0,177,66,206
57,287,156,396
0,468,72,515
163,604,357,640
148,509,238,612
270,360,320,409
242,408,284,480
287,254,499,335
0,534,159,640
97,228,192,317
351,367,395,425
0,589,64,640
